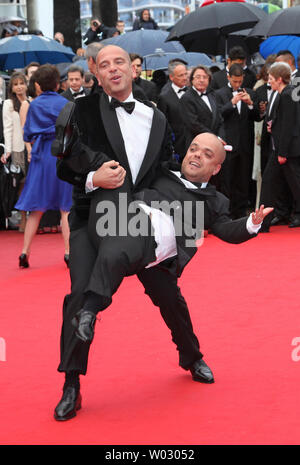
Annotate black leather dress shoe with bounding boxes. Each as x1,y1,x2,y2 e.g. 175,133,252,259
289,217,300,228
190,359,214,384
54,386,82,421
64,254,70,268
72,310,96,343
19,253,29,268
271,216,289,226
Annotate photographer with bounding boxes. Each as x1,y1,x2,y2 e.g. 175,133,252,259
83,18,109,46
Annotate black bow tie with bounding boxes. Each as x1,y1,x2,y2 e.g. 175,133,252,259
178,87,187,93
110,97,135,114
73,90,85,97
200,91,208,97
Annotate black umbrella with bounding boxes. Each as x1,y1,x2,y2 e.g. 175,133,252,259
166,2,267,56
248,6,300,39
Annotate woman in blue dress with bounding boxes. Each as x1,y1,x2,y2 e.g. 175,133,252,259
15,64,73,268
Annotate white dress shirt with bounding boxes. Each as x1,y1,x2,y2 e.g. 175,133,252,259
193,86,212,111
86,92,153,190
171,82,186,99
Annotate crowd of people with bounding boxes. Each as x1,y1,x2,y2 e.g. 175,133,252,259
0,13,299,421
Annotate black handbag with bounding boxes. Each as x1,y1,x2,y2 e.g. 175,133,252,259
0,158,23,218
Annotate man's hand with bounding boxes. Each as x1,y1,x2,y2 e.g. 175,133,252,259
231,92,243,106
251,205,274,225
240,90,253,106
1,152,10,164
278,156,287,165
92,160,126,189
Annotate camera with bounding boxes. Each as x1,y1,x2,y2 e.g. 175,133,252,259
92,21,99,27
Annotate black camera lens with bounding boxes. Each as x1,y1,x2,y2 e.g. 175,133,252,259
93,21,98,27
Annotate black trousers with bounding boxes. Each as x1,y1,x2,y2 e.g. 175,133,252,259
260,152,300,229
219,150,252,218
58,223,202,375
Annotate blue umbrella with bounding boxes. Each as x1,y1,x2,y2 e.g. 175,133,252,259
260,35,300,62
100,30,185,56
0,34,75,70
143,51,214,71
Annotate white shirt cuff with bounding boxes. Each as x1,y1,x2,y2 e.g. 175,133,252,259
85,171,98,193
246,214,261,234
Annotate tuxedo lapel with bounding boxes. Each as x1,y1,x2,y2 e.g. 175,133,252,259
100,92,133,183
208,92,217,128
134,107,167,187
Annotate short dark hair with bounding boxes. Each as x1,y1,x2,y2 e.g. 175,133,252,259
67,65,84,78
228,63,244,77
228,46,246,61
276,49,295,65
34,64,60,91
129,53,143,64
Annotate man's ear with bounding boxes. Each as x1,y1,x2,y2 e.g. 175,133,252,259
212,164,222,177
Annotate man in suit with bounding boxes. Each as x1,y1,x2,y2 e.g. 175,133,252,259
216,64,260,218
180,65,225,150
54,129,272,420
260,62,300,230
211,46,257,91
157,60,189,160
130,53,158,103
53,45,210,421
61,65,90,101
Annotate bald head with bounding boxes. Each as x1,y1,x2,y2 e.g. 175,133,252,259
96,45,134,100
181,133,226,183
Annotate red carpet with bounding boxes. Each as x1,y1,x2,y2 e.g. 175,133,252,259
0,226,300,445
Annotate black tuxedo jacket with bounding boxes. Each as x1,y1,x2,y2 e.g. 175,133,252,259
211,68,257,90
135,77,158,103
157,85,189,158
56,91,173,230
135,161,256,276
179,87,225,147
254,84,277,166
61,87,89,102
271,84,300,159
215,85,260,155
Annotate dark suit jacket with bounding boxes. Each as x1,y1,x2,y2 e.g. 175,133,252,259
135,161,256,276
61,87,89,102
179,87,225,147
211,67,257,90
157,85,189,159
215,85,260,155
56,91,173,231
271,84,300,159
254,83,276,170
135,77,158,103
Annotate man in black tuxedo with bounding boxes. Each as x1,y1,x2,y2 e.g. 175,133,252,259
61,65,90,101
211,46,257,91
83,132,271,315
54,125,272,420
180,65,225,150
157,60,189,160
216,64,260,218
260,62,300,231
53,45,211,421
